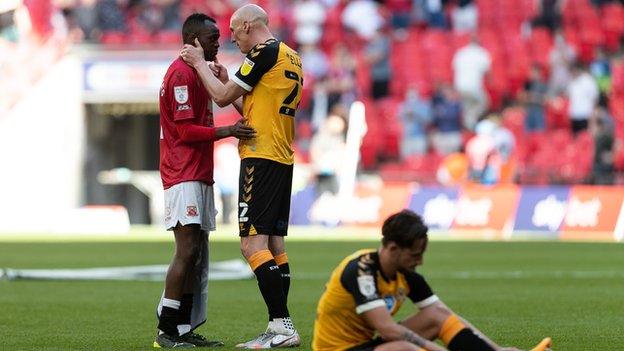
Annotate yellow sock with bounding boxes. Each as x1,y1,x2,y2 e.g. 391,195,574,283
439,314,466,346
274,252,288,266
247,249,274,271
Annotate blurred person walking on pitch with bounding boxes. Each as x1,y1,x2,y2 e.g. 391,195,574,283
181,4,303,349
312,209,552,351
156,13,255,349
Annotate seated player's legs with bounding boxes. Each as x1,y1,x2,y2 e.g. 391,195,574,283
347,338,423,351
399,303,453,341
399,302,551,351
375,342,424,351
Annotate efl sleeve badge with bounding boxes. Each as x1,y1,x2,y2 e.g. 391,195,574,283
174,85,189,103
240,58,256,76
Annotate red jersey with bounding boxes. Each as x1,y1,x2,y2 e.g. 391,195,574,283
159,57,215,189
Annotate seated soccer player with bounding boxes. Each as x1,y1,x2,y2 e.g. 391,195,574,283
312,209,552,351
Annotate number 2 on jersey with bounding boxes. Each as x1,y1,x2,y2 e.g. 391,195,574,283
279,70,303,117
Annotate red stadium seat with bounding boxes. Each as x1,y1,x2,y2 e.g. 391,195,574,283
154,31,180,45
545,97,570,130
100,31,126,45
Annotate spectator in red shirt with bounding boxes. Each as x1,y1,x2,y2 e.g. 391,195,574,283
155,12,255,349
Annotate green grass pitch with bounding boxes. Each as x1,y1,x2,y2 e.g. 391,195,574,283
1,236,623,350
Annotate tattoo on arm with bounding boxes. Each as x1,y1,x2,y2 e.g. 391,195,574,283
402,330,426,347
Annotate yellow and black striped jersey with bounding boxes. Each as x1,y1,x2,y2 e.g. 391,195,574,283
312,249,439,351
231,39,303,165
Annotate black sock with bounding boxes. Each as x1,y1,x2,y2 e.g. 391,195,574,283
448,328,496,351
254,259,289,320
179,294,193,326
158,306,180,336
278,262,290,304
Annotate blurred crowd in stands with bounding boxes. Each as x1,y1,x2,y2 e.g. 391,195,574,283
2,0,624,188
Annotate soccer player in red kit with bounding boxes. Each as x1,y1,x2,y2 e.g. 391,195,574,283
155,13,255,349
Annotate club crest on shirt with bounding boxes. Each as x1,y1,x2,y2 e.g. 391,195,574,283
186,205,198,217
357,275,376,298
240,58,255,76
174,85,189,103
383,295,396,311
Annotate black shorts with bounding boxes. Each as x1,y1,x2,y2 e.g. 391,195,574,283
238,158,293,237
347,338,384,351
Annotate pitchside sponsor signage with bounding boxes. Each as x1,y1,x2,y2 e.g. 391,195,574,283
408,187,460,230
451,185,520,233
294,183,624,240
560,186,624,241
513,187,570,233
404,185,624,240
408,186,520,233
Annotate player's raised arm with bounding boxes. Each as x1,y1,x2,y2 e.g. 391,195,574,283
181,39,247,107
206,57,244,115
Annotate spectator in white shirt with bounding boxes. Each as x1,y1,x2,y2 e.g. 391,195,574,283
567,62,599,135
293,0,326,45
342,0,383,39
452,35,491,130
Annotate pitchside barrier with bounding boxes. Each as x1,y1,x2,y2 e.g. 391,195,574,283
290,184,624,242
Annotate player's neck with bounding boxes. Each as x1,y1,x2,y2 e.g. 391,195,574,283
378,248,398,279
251,28,275,47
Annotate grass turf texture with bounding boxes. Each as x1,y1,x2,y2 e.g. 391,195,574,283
1,239,623,350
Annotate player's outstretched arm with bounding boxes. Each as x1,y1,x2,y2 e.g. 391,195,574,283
181,39,247,107
176,119,255,142
208,58,244,116
362,307,447,351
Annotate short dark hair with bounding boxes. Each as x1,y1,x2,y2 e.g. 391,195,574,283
381,210,428,248
182,13,217,44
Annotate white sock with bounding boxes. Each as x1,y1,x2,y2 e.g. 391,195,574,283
162,298,181,310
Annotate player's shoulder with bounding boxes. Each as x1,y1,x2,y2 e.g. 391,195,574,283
167,58,196,80
399,269,427,287
248,38,280,59
341,249,379,278
279,41,299,56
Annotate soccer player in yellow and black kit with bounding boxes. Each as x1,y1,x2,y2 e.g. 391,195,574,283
313,210,552,351
181,4,302,349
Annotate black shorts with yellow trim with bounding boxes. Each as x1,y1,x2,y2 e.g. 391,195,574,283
238,157,293,237
347,337,384,351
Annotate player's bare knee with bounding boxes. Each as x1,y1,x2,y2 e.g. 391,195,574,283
268,237,285,256
240,236,269,259
240,241,259,259
175,241,201,266
428,304,453,329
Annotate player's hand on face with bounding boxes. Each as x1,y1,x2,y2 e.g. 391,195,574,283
180,38,205,68
230,119,256,140
209,57,229,84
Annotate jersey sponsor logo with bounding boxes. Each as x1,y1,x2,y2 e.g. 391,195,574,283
357,275,376,298
186,205,198,217
383,295,396,311
177,104,191,111
240,58,255,76
174,85,189,103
